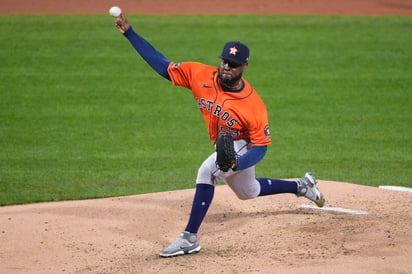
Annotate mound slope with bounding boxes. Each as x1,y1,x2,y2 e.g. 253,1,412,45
1,181,411,273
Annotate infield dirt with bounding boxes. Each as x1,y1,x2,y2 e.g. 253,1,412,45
1,1,411,273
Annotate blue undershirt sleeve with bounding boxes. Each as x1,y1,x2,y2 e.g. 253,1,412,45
123,27,171,80
235,145,267,171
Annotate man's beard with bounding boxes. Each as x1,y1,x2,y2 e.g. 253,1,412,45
219,72,243,88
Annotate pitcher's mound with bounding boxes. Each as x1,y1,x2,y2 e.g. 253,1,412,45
1,180,411,273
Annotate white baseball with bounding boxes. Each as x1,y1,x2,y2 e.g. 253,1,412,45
109,6,122,17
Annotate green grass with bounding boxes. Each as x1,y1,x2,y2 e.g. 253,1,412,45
0,14,411,205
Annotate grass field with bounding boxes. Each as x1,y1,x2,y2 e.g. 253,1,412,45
0,14,411,206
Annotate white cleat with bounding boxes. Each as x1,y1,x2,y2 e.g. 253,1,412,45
297,172,325,207
159,231,201,257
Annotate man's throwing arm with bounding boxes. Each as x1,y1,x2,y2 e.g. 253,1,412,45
123,27,171,80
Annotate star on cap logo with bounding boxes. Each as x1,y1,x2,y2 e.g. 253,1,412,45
229,46,238,56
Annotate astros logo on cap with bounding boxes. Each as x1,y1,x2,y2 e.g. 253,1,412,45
229,47,238,55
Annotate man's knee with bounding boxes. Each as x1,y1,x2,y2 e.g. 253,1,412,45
233,189,259,200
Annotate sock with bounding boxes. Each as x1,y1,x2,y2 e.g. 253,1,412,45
185,184,215,234
256,177,298,196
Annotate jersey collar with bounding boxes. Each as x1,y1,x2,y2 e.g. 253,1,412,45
219,79,245,93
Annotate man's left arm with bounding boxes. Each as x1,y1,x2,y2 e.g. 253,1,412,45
234,145,267,171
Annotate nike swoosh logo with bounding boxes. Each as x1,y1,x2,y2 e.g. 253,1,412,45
203,84,212,88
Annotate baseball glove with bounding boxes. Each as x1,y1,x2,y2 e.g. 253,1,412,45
215,133,238,172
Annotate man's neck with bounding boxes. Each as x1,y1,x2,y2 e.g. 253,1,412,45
220,79,244,92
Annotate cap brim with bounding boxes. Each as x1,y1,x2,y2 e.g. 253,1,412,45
218,55,245,65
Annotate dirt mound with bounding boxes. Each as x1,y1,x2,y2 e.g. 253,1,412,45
1,181,411,273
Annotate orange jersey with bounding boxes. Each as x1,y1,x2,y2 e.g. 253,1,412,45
167,62,271,146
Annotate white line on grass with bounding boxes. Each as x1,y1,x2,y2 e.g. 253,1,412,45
379,186,412,193
299,204,368,215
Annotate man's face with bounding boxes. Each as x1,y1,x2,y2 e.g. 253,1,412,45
218,59,248,87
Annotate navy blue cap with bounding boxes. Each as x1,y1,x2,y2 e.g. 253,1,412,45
219,41,249,65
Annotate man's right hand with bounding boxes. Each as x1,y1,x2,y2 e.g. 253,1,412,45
115,13,131,34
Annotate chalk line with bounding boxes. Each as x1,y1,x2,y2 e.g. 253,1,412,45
299,204,368,215
379,185,412,193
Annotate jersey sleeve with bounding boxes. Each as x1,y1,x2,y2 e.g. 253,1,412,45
167,62,193,89
247,103,272,146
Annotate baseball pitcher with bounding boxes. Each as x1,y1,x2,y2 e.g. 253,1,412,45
113,11,325,257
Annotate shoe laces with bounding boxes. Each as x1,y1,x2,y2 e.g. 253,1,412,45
168,237,190,249
168,232,196,249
